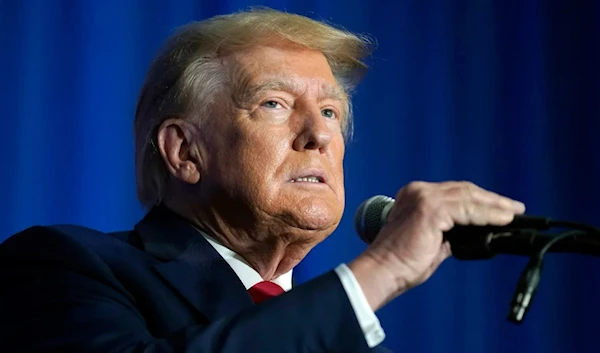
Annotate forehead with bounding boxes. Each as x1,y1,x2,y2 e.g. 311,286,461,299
226,43,342,94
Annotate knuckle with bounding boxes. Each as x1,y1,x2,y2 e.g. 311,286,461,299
403,181,427,194
463,180,476,187
463,202,476,219
460,181,478,201
398,181,430,205
460,180,476,187
462,181,477,192
415,194,441,218
400,180,456,224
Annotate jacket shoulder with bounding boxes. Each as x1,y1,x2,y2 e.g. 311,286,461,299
0,224,139,269
0,224,149,300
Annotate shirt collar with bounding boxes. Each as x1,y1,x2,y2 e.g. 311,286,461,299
201,233,293,291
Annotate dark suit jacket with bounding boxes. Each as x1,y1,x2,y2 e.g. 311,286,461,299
0,206,391,352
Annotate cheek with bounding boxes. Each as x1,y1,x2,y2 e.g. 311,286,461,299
235,130,290,187
330,140,346,186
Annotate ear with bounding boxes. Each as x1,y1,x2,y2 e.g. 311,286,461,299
156,118,201,184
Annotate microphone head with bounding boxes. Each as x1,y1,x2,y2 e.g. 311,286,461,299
354,195,395,244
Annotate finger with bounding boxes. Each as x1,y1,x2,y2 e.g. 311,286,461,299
475,208,518,226
443,182,525,213
431,206,455,232
446,201,517,226
475,190,525,213
429,242,452,272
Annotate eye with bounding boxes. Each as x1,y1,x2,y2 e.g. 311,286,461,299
321,108,337,119
262,100,283,109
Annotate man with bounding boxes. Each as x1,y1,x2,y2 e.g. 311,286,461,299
0,8,525,352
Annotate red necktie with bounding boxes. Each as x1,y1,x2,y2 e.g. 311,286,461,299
248,281,285,304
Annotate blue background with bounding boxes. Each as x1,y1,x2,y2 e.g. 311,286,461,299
1,0,599,352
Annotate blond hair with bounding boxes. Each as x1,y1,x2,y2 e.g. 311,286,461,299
134,7,373,208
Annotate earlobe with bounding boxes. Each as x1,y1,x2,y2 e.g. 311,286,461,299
156,119,202,184
177,162,201,184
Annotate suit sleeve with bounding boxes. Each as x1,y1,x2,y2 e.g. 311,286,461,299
0,226,379,353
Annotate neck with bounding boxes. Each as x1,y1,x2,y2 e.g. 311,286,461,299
163,196,317,280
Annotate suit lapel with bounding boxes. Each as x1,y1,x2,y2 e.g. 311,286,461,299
135,206,254,321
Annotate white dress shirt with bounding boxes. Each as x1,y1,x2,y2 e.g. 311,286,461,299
202,234,386,348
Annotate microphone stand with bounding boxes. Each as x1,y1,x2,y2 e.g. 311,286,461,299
506,229,590,323
506,219,600,324
445,219,600,324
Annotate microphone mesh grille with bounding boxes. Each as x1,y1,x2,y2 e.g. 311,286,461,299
354,195,394,244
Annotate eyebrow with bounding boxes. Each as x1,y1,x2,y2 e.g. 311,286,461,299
235,77,348,107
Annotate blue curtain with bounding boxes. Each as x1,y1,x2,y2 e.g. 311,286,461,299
1,0,599,352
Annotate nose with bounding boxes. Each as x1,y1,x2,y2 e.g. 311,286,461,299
292,107,333,152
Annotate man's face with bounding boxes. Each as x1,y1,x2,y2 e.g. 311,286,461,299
198,41,346,239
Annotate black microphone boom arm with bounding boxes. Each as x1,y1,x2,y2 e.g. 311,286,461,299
445,228,600,260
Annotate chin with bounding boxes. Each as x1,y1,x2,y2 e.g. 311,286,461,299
290,197,342,232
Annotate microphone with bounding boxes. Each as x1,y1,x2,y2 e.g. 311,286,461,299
354,195,600,260
355,195,600,324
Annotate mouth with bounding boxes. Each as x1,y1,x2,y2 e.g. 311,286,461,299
289,176,325,183
288,169,328,185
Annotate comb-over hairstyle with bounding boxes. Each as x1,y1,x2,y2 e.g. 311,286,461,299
134,7,373,208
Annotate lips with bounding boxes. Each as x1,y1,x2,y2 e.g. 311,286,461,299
288,168,328,184
290,176,324,183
